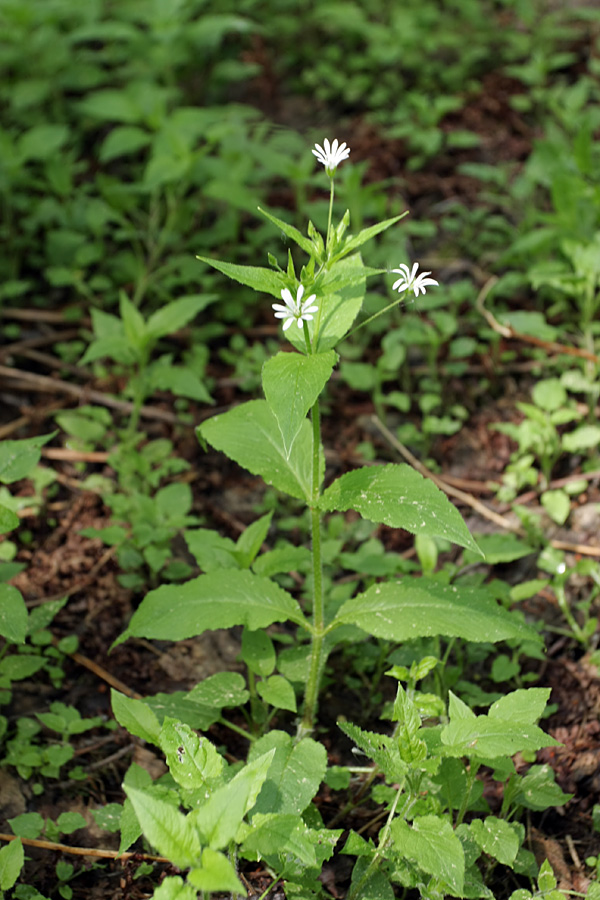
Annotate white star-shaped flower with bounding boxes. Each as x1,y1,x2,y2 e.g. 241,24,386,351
272,284,319,331
312,138,350,175
391,262,439,297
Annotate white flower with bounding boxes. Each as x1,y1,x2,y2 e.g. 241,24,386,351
391,262,439,297
312,138,350,175
272,284,318,332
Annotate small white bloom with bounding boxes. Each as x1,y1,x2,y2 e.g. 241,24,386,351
272,284,319,332
391,262,439,297
312,138,350,175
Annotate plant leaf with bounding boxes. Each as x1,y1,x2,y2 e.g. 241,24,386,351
258,207,314,255
319,464,482,554
0,433,55,484
124,785,202,868
114,568,305,647
0,838,23,891
159,718,224,791
146,294,217,341
199,399,320,501
0,585,28,644
248,731,327,816
334,579,540,644
111,690,161,745
470,817,520,866
197,256,283,298
262,350,337,457
390,815,464,895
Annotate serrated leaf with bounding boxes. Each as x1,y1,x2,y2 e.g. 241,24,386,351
0,433,55,483
470,817,520,866
240,813,317,866
199,399,319,501
111,690,161,745
441,716,560,758
114,568,304,647
516,765,573,811
339,720,406,784
0,585,28,643
197,256,283,298
124,785,201,868
319,464,482,554
390,815,464,894
262,350,337,457
335,579,539,644
248,731,327,816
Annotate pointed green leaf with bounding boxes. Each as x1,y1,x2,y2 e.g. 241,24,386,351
0,838,23,891
319,464,482,554
441,716,560,759
334,212,408,260
240,813,318,866
390,815,464,895
119,291,147,356
0,433,55,484
0,503,19,534
114,568,305,647
124,785,202,868
249,731,327,816
488,688,550,726
235,511,273,567
146,294,217,341
111,690,161,745
339,721,406,784
0,585,28,643
257,674,297,712
335,579,541,644
151,875,197,900
258,207,314,255
262,350,337,456
199,399,318,501
192,750,275,849
241,628,276,677
197,256,283,298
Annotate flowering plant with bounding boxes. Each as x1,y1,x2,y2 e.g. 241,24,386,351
114,139,555,900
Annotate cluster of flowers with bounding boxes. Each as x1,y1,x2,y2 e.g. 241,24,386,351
272,139,438,332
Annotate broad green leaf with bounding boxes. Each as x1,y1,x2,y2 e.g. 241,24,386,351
0,655,45,680
516,765,573,811
0,434,55,483
262,350,337,457
120,292,147,356
146,295,217,341
470,817,520,866
252,545,312,577
349,857,395,900
540,489,570,525
124,785,201,868
258,207,314,255
0,503,19,534
339,721,406,784
114,569,305,647
0,585,28,643
192,751,275,849
147,359,213,404
0,837,23,891
78,89,140,123
56,812,87,835
159,718,223,791
257,674,297,712
489,689,550,726
185,671,250,710
464,533,534,565
562,424,600,453
8,813,44,840
334,212,408,259
335,579,539,644
19,124,69,161
111,690,161,745
287,253,366,353
152,875,197,900
185,529,238,572
197,256,283,298
249,731,327,816
235,511,273,567
441,716,560,758
188,848,244,893
199,399,319,501
99,125,152,162
319,464,482,555
390,815,464,895
240,813,317,866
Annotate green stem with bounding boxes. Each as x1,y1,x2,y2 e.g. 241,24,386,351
346,787,401,900
218,717,256,742
345,293,408,341
297,397,326,738
326,177,335,253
